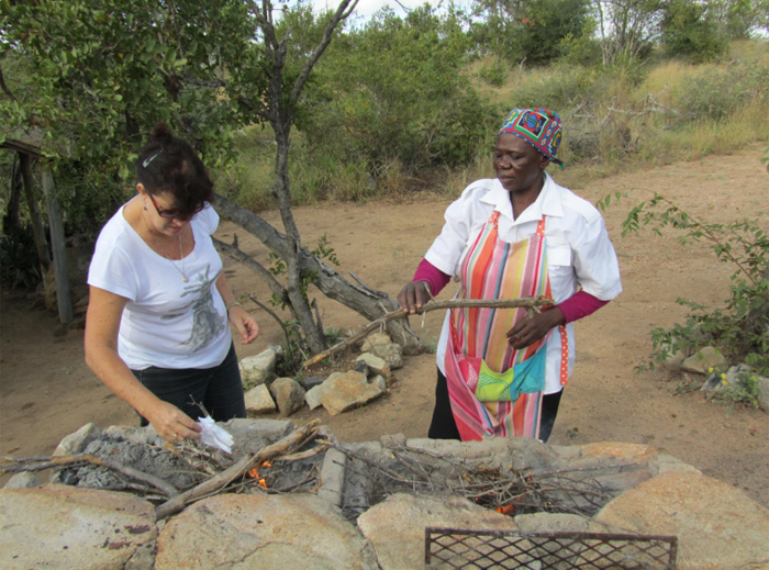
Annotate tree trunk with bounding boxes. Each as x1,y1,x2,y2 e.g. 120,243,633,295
19,153,51,274
213,195,422,354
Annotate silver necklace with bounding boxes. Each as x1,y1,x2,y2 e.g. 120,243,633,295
141,205,190,282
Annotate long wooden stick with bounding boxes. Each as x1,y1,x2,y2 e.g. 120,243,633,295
155,420,319,520
302,296,553,368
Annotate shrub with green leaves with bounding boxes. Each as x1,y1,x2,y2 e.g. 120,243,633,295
304,5,498,176
616,192,769,378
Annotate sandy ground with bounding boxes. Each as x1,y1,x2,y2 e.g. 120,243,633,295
1,144,767,507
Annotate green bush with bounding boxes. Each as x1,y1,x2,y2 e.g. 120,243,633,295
677,60,769,122
303,5,498,177
660,0,728,63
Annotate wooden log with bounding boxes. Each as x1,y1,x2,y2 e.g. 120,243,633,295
41,167,73,323
155,420,319,520
302,296,554,368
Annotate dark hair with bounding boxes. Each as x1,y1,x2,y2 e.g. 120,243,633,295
135,122,214,217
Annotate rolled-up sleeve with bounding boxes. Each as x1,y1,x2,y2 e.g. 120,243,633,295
571,217,623,301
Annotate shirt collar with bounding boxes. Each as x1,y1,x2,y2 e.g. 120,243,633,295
480,173,564,225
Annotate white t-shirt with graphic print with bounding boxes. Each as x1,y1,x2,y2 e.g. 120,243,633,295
88,201,231,371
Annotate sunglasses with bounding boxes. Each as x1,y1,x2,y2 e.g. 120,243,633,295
148,194,204,220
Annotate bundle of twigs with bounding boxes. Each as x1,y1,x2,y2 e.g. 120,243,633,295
326,442,612,520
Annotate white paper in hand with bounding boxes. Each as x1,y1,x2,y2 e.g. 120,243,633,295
197,416,234,454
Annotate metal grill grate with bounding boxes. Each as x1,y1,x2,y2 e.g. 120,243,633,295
425,527,678,570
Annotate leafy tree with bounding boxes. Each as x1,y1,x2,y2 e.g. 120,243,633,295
2,0,421,357
592,0,663,66
303,4,497,174
472,0,594,65
660,0,727,63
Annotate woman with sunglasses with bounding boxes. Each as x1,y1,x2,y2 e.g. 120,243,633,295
85,123,259,444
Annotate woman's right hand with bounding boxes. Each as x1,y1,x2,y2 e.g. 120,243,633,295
144,400,202,443
397,281,432,315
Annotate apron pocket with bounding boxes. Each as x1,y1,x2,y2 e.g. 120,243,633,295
475,349,547,401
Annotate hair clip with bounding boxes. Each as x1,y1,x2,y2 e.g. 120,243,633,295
142,151,162,168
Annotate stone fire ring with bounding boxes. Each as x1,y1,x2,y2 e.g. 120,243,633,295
1,419,767,570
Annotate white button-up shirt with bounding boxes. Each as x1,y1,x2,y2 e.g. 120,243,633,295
425,173,622,394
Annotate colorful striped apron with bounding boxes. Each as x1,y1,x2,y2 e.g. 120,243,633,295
444,210,569,441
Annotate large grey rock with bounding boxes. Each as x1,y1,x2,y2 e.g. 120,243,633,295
356,352,391,378
0,485,156,570
3,472,42,489
594,471,769,570
102,424,162,446
370,343,404,370
244,383,276,414
239,348,278,388
225,418,294,457
681,346,726,374
361,332,392,352
320,370,383,415
269,377,306,416
357,493,517,570
513,512,590,533
156,494,378,570
407,436,562,472
53,422,100,456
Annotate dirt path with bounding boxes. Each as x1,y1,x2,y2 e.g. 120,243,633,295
2,144,767,506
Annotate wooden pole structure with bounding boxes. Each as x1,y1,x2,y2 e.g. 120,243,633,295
40,166,73,323
18,152,51,273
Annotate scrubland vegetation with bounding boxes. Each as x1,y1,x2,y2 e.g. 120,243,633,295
1,0,768,260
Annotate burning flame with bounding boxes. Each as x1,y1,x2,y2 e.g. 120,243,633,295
247,461,273,485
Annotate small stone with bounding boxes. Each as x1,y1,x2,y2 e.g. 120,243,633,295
244,384,276,414
356,353,390,378
268,377,305,417
370,343,403,370
320,371,383,415
299,375,325,391
353,359,369,377
361,332,392,352
371,374,387,392
53,422,100,456
4,472,42,489
239,348,278,388
660,336,690,371
305,384,324,410
681,346,726,374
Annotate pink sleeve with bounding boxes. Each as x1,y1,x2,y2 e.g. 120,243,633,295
413,258,452,296
556,290,609,324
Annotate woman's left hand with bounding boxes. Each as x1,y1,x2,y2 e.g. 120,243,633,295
228,306,260,345
506,308,565,350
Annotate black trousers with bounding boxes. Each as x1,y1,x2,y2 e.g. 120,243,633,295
131,343,246,425
428,368,562,442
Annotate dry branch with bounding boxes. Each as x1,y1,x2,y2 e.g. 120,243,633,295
1,453,178,497
155,420,319,520
302,296,553,368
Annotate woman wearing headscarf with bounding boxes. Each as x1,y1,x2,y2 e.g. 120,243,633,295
85,123,259,444
398,109,622,442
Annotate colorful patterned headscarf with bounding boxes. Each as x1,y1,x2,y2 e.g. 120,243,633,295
498,108,564,168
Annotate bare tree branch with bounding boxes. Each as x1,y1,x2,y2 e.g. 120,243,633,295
290,0,360,104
